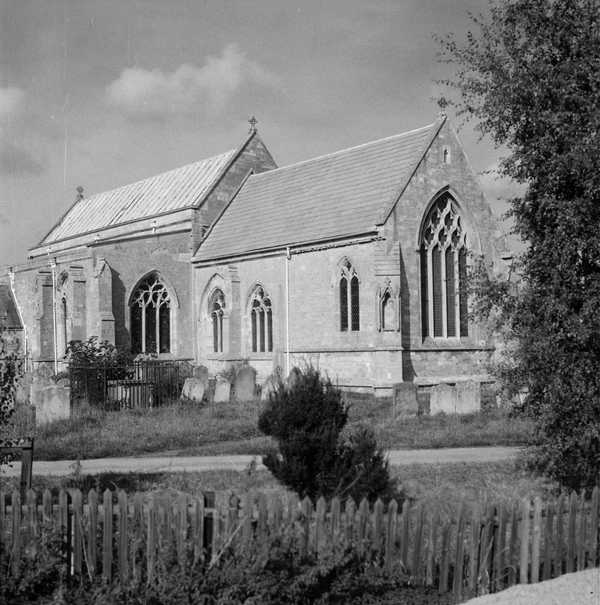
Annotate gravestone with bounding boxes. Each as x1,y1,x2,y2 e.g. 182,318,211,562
392,383,418,417
429,382,457,415
455,380,481,414
181,378,205,404
261,375,278,401
213,376,231,403
234,365,257,402
192,364,209,388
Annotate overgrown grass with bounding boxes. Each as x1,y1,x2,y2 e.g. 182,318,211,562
33,399,534,461
1,460,555,514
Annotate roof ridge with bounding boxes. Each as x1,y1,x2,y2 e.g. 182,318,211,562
248,121,438,179
76,148,237,203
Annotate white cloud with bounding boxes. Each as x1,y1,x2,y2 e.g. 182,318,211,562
0,86,24,120
106,44,277,118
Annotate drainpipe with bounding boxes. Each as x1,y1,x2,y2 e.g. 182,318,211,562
50,257,58,374
8,267,28,360
285,246,291,376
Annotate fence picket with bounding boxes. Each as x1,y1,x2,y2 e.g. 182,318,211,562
147,495,157,584
373,499,384,557
331,497,341,550
11,490,21,577
26,489,37,543
577,491,586,571
118,491,128,583
412,503,425,584
425,510,438,587
452,504,466,602
0,490,5,545
42,489,52,523
385,499,398,573
493,504,506,592
518,498,530,584
469,504,481,596
132,492,144,583
102,489,113,582
566,492,577,573
438,520,451,594
87,490,98,577
555,493,565,576
590,487,599,569
316,497,327,558
345,498,356,548
300,497,312,557
400,500,410,569
543,499,554,581
530,497,542,583
478,506,493,594
507,501,519,587
72,489,83,575
357,498,370,557
241,491,253,548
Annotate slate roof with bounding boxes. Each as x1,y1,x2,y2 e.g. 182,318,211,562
194,120,442,262
0,285,22,329
40,148,240,246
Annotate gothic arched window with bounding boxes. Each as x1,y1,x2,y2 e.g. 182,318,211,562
420,194,468,338
130,273,171,354
381,289,394,331
250,286,273,353
210,289,225,353
339,260,359,331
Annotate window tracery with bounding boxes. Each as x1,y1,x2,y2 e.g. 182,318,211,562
339,260,360,331
130,273,171,354
420,194,468,338
250,286,273,353
209,289,225,353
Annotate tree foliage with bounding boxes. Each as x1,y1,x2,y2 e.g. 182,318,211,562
258,366,399,503
438,0,600,490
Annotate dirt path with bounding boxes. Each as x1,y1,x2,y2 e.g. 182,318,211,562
1,446,519,477
464,569,600,605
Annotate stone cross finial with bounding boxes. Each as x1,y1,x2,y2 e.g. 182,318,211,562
437,97,448,118
76,185,84,201
248,115,258,133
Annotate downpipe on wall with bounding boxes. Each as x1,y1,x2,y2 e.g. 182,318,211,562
285,246,291,377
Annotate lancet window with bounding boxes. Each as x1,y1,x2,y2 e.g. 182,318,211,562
130,273,171,354
209,289,225,353
339,260,360,331
250,286,273,353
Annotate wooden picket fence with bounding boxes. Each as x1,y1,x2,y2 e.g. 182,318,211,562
1,487,599,603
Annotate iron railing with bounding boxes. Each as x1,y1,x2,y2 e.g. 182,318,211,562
69,359,194,411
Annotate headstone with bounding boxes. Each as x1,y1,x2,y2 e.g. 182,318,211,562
261,375,278,401
455,380,481,414
213,376,231,403
31,384,70,424
392,383,418,417
192,364,209,388
180,377,205,404
429,382,457,415
286,366,302,389
234,365,257,402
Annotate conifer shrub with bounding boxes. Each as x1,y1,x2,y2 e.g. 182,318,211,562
258,366,400,503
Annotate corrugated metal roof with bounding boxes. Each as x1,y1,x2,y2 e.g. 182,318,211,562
195,121,441,262
0,285,22,329
42,148,238,245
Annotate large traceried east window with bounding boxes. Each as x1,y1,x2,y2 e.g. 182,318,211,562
250,286,273,353
210,289,225,353
420,194,469,339
130,273,171,354
339,260,360,331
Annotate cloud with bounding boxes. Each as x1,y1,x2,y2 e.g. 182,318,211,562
106,44,277,118
0,86,24,120
0,140,43,176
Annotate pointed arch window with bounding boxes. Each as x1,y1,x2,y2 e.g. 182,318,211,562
130,273,171,354
339,260,360,331
209,289,225,353
250,286,273,353
420,194,468,338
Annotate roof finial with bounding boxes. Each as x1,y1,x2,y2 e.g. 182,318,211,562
437,97,448,118
76,185,84,201
248,115,258,133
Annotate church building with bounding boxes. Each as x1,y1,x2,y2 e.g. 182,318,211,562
2,115,505,393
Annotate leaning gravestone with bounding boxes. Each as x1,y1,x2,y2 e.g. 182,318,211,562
192,364,209,388
234,365,257,402
213,376,231,403
455,380,481,414
429,382,457,415
261,374,278,401
392,383,419,417
180,378,205,404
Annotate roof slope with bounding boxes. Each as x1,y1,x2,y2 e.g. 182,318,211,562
195,120,442,261
0,285,22,329
41,148,239,245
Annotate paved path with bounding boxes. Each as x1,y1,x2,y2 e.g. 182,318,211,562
1,446,520,478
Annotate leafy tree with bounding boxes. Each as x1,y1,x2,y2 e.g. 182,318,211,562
438,0,600,490
258,366,399,503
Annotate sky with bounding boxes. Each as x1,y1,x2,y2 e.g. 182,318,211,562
0,0,519,268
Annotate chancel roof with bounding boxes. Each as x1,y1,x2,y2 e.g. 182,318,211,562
194,119,443,262
40,148,240,246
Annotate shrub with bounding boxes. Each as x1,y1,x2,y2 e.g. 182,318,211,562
258,366,400,503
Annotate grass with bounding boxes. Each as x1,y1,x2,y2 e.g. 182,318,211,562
0,459,556,514
32,398,534,461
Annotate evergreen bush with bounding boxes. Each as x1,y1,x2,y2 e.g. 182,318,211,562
258,366,400,503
